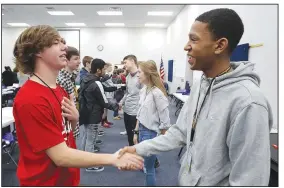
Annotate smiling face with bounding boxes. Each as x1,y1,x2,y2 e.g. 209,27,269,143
38,37,68,71
184,21,217,71
67,55,81,71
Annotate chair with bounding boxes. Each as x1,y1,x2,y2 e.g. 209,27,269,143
2,132,18,166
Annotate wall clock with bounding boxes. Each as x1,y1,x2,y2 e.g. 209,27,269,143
97,45,104,51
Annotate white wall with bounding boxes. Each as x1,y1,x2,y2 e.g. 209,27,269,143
2,28,27,70
58,30,80,51
80,28,166,66
164,4,278,129
2,27,166,71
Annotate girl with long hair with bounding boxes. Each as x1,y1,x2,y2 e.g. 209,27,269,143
134,60,171,186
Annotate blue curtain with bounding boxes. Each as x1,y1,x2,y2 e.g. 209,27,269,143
168,60,173,82
230,43,249,62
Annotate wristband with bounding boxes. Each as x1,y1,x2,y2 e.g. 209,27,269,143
133,130,139,135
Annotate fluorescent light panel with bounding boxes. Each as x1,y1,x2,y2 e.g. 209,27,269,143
97,11,122,15
145,23,165,27
147,11,173,16
7,23,30,27
65,23,86,26
47,11,74,15
105,23,125,26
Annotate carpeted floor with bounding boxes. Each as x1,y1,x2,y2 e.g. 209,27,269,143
1,98,183,186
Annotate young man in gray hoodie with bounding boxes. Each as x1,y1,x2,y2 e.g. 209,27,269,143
119,8,273,186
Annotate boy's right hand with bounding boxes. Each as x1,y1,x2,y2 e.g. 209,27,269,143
113,150,143,171
118,146,137,158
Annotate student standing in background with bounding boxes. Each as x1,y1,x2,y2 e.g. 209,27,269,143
119,69,127,84
79,58,127,172
57,46,81,139
120,55,143,146
134,60,171,186
80,56,93,82
2,66,15,87
101,63,117,128
112,69,123,120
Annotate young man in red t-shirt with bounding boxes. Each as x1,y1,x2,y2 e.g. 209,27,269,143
12,25,143,186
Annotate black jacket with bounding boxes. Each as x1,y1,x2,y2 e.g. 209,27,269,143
79,74,118,125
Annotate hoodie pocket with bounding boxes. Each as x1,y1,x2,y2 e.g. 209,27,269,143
179,156,202,186
179,166,201,186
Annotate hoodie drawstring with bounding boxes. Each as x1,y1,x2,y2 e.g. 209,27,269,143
206,78,216,118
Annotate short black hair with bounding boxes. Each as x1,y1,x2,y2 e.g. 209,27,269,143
4,66,11,71
91,58,106,74
123,55,137,65
195,8,244,53
66,46,79,60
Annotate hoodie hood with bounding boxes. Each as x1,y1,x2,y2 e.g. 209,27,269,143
213,61,260,89
82,73,100,84
198,62,261,117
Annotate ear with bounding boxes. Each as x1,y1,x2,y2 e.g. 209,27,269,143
214,38,229,55
35,51,42,58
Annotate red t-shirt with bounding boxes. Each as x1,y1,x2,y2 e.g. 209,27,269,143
13,80,80,186
120,74,126,84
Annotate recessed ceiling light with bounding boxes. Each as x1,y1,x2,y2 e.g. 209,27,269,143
109,7,122,11
105,23,125,27
47,11,74,16
147,11,173,16
2,13,4,15
65,23,86,26
145,23,165,27
7,23,30,27
97,11,122,16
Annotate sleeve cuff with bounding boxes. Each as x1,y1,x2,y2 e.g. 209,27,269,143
158,123,171,130
134,143,148,157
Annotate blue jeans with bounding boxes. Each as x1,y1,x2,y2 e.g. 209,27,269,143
113,110,118,117
139,123,157,186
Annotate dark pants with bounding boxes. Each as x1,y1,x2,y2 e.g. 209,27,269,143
113,110,119,117
123,112,137,146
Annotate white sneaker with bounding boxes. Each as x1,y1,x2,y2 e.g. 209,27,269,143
120,131,127,135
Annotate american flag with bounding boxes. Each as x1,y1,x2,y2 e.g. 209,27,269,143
160,57,165,80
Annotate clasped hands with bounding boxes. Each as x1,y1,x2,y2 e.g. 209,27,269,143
114,146,142,171
61,97,143,171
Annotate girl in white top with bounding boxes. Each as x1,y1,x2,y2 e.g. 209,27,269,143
134,60,171,186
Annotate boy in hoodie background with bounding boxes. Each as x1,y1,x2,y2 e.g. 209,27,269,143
79,58,119,172
119,8,273,186
101,63,115,128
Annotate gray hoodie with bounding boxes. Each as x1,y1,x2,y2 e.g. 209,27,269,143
134,62,273,186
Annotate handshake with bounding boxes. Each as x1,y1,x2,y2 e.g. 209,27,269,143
113,146,141,171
